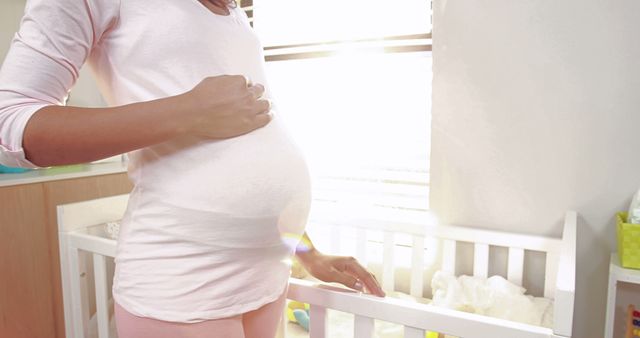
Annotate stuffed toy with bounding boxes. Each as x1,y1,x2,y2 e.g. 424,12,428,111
286,300,310,331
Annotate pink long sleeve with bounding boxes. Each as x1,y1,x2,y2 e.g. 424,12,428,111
0,0,119,168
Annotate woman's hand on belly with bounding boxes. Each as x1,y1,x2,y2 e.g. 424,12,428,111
177,75,272,139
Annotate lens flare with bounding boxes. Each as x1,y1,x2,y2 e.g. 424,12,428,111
280,231,306,251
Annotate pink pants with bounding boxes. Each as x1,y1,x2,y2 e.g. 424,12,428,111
114,284,288,338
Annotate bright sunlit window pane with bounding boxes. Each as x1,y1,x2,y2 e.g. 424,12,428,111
253,0,431,46
255,1,432,257
266,51,432,225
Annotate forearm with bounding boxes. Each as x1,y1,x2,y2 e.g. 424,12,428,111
294,231,321,262
21,75,270,167
23,94,191,167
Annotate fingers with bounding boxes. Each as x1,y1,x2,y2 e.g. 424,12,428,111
343,259,386,297
253,110,273,128
247,89,271,130
248,84,265,100
255,98,271,113
244,75,253,87
231,74,252,87
330,268,364,292
226,74,266,108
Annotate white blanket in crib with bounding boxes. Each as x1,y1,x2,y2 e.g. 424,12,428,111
431,270,554,328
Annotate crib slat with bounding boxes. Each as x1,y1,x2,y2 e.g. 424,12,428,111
68,247,87,338
93,254,110,338
356,228,368,267
404,326,426,338
507,247,525,286
354,315,374,338
309,305,328,338
544,252,559,298
382,231,395,291
410,236,425,298
442,239,456,274
473,243,489,278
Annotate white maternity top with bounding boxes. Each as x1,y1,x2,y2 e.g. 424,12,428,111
0,0,311,322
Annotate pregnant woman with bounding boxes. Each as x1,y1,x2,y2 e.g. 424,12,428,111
0,0,385,337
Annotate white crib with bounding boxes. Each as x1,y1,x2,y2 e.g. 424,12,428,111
57,194,576,338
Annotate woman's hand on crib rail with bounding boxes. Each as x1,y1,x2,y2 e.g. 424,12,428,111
296,249,386,298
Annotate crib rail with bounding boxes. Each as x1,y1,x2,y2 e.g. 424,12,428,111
310,213,565,295
553,211,577,337
288,278,556,338
306,212,575,337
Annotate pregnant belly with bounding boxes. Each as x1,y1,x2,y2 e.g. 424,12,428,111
125,117,311,248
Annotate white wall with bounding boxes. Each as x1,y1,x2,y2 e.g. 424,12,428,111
0,0,106,108
431,0,640,336
0,1,26,62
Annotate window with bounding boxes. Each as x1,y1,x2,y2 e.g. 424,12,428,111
243,0,432,261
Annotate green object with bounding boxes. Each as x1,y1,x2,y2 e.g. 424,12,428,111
617,212,640,269
44,164,85,175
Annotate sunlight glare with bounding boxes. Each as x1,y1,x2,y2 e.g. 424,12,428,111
253,0,431,46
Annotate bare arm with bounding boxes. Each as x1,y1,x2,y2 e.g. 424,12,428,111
24,96,183,167
23,76,271,167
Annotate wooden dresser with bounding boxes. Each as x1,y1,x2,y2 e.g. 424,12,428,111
0,163,132,338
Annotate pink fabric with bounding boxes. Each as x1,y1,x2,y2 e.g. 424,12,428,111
115,301,244,338
114,283,288,338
